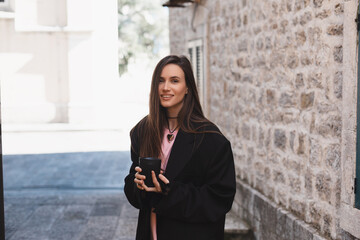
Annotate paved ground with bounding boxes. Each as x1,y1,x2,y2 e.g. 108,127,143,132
2,126,139,240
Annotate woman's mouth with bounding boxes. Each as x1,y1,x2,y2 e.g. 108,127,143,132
161,94,173,100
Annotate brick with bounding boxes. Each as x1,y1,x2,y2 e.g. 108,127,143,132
258,127,265,148
334,45,343,63
275,190,288,207
317,115,342,138
308,27,322,45
323,213,333,238
295,73,305,88
313,0,323,8
238,39,248,52
308,72,323,88
301,53,313,65
290,199,305,218
279,92,295,108
273,170,285,183
305,169,313,197
290,131,296,151
287,53,299,69
265,36,272,49
334,3,344,15
334,71,343,99
316,9,331,19
309,202,322,230
274,129,287,150
315,172,332,202
297,134,306,155
266,89,276,105
296,31,307,45
300,12,313,25
325,144,341,170
289,175,302,193
327,24,343,35
242,123,251,140
256,37,264,50
301,92,315,109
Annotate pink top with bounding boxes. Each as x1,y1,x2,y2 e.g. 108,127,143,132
150,128,179,240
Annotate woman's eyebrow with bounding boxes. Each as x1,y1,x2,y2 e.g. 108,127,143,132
160,76,181,79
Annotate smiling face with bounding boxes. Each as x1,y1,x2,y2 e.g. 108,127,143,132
158,64,188,116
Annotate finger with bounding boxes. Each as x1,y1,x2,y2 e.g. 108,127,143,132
158,174,170,184
142,184,157,192
135,166,142,172
134,178,144,185
151,171,161,192
134,179,144,190
135,172,146,180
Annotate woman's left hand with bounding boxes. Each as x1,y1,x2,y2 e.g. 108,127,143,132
142,171,170,193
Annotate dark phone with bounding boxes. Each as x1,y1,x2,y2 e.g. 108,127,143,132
138,157,161,187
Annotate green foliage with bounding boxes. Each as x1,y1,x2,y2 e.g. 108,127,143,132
118,0,168,75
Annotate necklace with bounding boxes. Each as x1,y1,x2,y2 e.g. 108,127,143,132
167,122,177,142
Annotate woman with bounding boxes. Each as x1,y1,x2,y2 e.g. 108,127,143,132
124,55,236,240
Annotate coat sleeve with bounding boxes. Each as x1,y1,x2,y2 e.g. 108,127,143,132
124,125,152,210
153,139,236,223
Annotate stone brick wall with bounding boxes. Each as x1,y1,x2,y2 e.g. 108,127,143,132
169,0,359,239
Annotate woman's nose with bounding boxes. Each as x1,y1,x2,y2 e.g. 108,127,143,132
163,81,170,91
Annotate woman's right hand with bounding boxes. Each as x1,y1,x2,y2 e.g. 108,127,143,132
134,166,146,190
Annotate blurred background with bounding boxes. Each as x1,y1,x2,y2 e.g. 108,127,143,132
0,0,169,154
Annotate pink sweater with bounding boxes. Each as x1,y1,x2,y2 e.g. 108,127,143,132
150,128,179,240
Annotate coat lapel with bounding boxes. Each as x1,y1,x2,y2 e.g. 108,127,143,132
164,129,194,181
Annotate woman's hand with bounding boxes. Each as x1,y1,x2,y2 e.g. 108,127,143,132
134,167,169,193
143,171,169,193
134,166,146,190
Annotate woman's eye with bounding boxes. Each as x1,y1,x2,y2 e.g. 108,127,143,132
159,79,164,83
172,79,179,83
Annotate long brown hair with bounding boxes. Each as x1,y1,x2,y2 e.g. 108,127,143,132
132,55,215,158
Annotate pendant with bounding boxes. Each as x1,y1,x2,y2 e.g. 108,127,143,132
167,134,174,142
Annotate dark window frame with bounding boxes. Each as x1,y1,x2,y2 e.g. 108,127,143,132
356,3,360,209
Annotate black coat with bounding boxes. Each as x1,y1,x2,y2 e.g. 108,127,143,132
124,121,236,240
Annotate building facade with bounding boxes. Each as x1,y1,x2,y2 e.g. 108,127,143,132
169,0,360,239
0,0,118,124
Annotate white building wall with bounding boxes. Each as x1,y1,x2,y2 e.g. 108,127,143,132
0,0,118,124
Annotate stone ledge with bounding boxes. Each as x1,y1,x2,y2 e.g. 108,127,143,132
225,211,255,240
234,180,330,240
225,211,250,235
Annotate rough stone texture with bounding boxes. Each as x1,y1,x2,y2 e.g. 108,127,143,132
169,0,351,239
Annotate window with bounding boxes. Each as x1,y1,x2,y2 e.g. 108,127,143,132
0,0,9,11
188,39,204,104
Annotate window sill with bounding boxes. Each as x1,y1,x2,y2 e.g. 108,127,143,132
0,10,14,19
14,25,93,33
340,203,360,238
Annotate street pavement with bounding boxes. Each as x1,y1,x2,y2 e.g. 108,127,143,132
2,126,139,240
